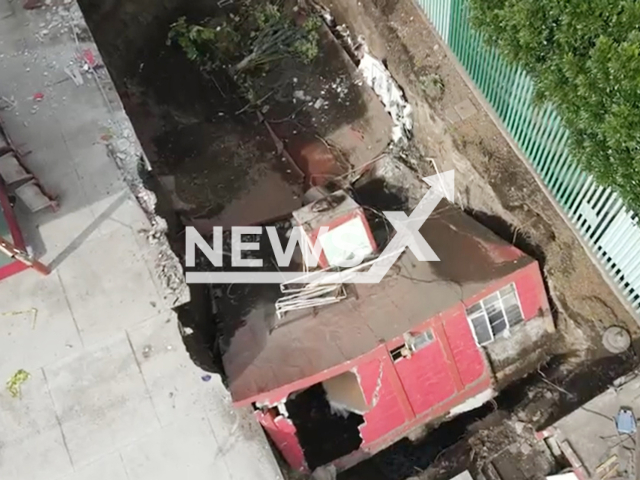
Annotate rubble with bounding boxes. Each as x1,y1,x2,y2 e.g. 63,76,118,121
312,465,337,480
63,0,640,477
30,1,86,40
94,73,188,306
359,48,413,142
315,9,412,142
25,0,190,307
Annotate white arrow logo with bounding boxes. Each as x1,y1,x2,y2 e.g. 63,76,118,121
185,170,455,284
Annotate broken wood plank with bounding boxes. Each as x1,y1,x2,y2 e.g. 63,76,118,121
600,465,618,480
596,454,618,474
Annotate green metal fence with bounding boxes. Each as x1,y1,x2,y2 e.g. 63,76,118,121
417,0,640,312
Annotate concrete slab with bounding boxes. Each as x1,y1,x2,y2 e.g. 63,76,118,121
444,106,461,124
120,413,231,480
454,99,478,121
44,334,161,467
0,0,13,19
553,372,640,478
127,314,215,426
0,369,74,480
91,192,151,240
0,3,283,480
214,409,287,480
0,269,82,381
127,314,283,479
56,225,162,345
58,453,130,480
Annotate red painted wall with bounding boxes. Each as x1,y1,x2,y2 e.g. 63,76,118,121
255,262,550,472
356,351,407,446
255,409,307,471
460,262,549,323
443,309,487,386
393,326,459,416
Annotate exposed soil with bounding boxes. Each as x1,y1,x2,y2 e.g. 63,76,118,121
76,0,394,373
323,0,639,343
77,0,640,478
91,4,306,226
78,0,392,230
317,0,640,477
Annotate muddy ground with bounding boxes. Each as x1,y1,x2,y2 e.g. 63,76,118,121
322,0,640,477
77,0,640,478
323,0,638,339
83,0,307,227
78,0,391,230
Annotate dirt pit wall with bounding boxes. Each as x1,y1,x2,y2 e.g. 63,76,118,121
323,0,639,355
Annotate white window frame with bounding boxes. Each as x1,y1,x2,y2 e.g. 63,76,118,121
465,283,525,346
389,329,435,362
408,329,434,353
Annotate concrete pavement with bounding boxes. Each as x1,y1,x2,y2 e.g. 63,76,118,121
0,2,283,479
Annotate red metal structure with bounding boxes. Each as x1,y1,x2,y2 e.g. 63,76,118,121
0,116,55,278
0,179,29,280
217,196,553,473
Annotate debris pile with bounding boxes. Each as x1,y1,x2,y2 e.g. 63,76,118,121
313,9,413,143
33,0,84,41
21,1,192,307
358,49,413,142
104,121,189,307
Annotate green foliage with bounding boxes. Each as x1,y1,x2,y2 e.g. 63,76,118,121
292,17,322,64
254,2,281,28
468,0,640,211
167,3,321,77
230,5,322,74
167,16,240,69
167,17,212,61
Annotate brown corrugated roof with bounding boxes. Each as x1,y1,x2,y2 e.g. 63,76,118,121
219,202,535,404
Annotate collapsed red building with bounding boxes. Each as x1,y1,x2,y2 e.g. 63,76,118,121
214,182,555,473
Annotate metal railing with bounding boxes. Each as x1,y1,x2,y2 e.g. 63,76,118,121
417,0,640,312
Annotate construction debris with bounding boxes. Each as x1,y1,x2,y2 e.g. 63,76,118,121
358,48,412,142
615,407,636,435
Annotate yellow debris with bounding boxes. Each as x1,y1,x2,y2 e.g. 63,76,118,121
6,369,31,398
